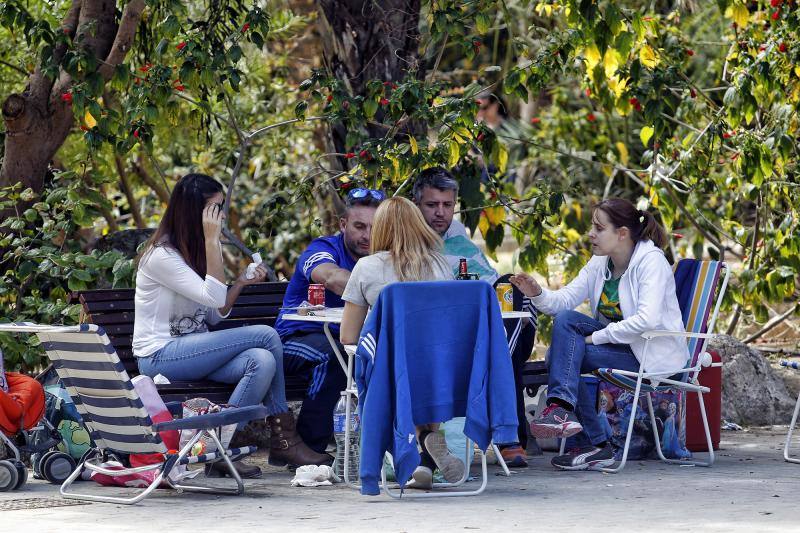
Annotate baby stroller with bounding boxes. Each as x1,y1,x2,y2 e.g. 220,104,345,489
0,349,78,491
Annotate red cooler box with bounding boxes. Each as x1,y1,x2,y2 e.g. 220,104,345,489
685,350,722,451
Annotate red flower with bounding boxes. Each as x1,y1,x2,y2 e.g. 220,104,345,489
771,9,780,20
174,84,185,92
176,42,186,51
629,97,642,111
379,98,389,106
585,88,591,97
771,0,782,7
344,152,355,159
383,81,392,86
587,112,596,122
391,83,398,90
133,129,140,138
672,233,684,239
477,132,486,141
685,49,694,56
530,117,541,124
326,94,333,103
80,125,89,132
779,42,787,53
690,88,697,98
241,23,250,32
60,92,73,104
722,131,733,139
359,150,371,160
138,63,153,72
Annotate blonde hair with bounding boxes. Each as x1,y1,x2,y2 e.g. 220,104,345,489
370,196,449,282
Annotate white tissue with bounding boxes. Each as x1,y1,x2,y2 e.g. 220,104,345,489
246,252,263,280
290,464,339,487
153,374,171,385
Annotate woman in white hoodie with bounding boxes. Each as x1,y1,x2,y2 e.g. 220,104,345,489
510,198,687,471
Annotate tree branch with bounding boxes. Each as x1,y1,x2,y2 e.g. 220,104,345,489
98,0,147,81
132,155,169,203
743,303,800,344
114,154,145,229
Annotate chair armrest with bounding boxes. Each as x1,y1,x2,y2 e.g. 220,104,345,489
153,405,268,432
640,329,718,341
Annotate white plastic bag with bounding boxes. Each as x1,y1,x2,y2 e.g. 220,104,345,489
179,398,236,455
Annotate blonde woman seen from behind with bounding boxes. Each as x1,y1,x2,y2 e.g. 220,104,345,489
339,196,458,489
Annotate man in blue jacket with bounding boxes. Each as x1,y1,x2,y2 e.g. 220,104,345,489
275,189,384,462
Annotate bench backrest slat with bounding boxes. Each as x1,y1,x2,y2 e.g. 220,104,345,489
72,282,290,382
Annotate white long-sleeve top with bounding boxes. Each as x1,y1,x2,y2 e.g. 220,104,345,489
133,244,229,358
531,240,688,375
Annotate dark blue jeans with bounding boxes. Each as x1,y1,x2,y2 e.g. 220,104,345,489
547,310,640,446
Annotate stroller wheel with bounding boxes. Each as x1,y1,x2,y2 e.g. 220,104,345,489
0,460,19,492
11,459,27,490
33,450,57,480
41,452,76,485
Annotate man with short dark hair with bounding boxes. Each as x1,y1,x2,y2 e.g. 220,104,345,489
414,167,537,467
275,188,385,462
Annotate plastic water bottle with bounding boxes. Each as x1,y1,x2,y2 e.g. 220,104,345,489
332,394,360,481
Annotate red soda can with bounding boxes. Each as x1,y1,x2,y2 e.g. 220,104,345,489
308,284,325,306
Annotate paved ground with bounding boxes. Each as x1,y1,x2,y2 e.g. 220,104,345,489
2,427,798,532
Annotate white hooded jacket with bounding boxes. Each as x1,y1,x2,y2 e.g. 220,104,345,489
531,240,688,375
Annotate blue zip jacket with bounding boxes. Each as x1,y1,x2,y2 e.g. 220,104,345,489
355,281,518,495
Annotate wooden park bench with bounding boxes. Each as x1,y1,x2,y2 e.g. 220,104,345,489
70,282,310,403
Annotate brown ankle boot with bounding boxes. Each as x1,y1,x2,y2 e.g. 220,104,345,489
267,412,333,467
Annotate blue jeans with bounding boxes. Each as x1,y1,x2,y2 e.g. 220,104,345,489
547,310,640,446
138,325,288,420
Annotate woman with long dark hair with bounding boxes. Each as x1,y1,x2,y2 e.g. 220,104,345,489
510,198,687,471
134,173,329,477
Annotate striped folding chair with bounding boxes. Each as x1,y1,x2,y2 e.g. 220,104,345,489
0,323,267,505
589,259,730,473
779,360,800,464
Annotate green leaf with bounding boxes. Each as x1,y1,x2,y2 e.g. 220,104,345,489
294,100,307,120
448,140,460,168
640,125,654,147
363,98,378,119
476,13,491,34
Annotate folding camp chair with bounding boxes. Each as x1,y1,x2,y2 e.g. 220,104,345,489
588,259,730,473
0,323,267,505
355,281,519,498
779,360,800,464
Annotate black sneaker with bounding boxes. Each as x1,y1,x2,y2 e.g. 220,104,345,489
529,404,583,439
551,445,614,471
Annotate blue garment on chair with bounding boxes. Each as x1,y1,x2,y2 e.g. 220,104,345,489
355,281,518,495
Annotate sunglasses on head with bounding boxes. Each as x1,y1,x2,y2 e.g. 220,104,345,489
347,188,385,201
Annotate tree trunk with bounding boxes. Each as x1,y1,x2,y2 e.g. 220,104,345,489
0,0,146,195
316,0,424,152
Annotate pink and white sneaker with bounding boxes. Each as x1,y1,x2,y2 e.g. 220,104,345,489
530,404,583,439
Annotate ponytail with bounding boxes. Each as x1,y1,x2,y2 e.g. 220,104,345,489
638,209,667,249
